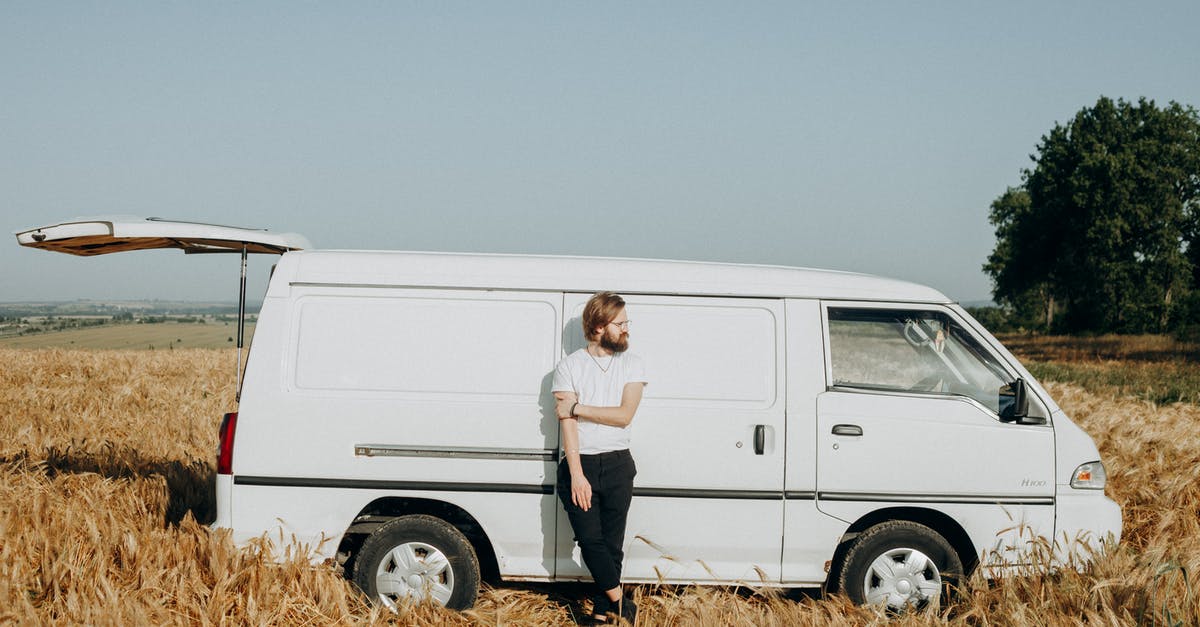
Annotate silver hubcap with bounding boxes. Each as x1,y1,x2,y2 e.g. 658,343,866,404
863,547,942,610
375,541,455,608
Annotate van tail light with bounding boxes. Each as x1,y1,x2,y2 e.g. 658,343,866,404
218,412,238,475
1070,461,1107,489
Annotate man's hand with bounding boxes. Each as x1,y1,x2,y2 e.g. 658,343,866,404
555,392,578,420
571,471,593,511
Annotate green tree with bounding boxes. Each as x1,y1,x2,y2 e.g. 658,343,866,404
985,96,1200,333
984,187,1060,329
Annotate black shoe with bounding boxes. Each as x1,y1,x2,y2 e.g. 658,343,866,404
589,594,614,624
619,594,637,624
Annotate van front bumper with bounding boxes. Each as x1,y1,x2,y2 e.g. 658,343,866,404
1055,486,1122,560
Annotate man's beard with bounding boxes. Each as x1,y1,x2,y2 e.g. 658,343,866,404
600,331,628,353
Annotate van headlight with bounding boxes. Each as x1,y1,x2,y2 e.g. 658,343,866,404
1070,461,1107,489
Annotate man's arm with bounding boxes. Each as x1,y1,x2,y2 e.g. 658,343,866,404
570,381,646,427
555,391,592,511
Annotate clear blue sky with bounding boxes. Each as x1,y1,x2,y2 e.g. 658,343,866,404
4,2,1199,304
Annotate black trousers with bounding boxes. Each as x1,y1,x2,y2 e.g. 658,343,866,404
557,449,636,591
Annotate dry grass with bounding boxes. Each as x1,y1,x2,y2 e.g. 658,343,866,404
1,346,1198,624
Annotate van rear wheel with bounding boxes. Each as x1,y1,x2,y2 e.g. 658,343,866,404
352,514,480,611
837,520,962,612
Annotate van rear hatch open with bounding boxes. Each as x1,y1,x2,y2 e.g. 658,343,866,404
15,215,311,400
15,216,310,255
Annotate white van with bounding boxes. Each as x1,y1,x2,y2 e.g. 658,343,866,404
17,217,1121,611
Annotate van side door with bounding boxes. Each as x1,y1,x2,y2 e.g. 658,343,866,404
815,303,1055,566
555,294,787,583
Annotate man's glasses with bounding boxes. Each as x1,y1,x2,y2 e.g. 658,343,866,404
609,320,630,330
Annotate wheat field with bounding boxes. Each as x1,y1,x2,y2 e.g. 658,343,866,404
1,347,1197,625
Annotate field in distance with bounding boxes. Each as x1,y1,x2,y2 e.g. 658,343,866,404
0,321,255,350
0,300,255,350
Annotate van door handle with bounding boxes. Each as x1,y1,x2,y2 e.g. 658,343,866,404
832,424,863,437
754,425,766,455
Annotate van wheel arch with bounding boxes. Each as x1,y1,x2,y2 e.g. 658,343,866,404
824,507,976,595
352,514,480,610
336,497,500,585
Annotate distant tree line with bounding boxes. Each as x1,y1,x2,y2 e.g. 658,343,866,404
0,313,215,338
983,96,1200,337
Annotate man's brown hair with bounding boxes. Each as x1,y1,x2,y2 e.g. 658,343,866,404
582,291,625,341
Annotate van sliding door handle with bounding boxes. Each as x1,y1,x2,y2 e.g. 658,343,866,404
754,425,766,455
832,424,863,437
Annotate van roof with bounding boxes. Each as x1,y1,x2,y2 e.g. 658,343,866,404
272,249,953,303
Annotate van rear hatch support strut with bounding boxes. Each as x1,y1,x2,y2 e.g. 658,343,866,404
237,243,248,401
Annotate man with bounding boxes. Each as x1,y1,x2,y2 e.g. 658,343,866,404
553,291,647,624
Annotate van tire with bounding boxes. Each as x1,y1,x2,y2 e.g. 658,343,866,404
837,520,962,611
352,514,480,611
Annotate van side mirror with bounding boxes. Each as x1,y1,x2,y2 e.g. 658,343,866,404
999,378,1029,422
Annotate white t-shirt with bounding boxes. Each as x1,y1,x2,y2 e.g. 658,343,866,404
551,348,648,454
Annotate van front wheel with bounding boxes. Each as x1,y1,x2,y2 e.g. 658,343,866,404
837,520,962,611
352,514,480,611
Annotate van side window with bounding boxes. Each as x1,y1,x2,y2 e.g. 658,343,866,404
827,307,1012,413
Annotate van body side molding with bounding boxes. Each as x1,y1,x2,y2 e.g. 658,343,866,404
234,475,554,495
817,491,1054,506
232,476,808,501
354,444,557,462
633,488,788,500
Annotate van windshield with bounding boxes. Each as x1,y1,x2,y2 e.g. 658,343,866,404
827,308,1012,413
